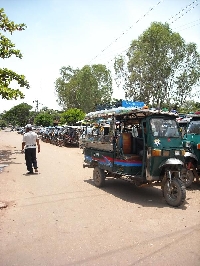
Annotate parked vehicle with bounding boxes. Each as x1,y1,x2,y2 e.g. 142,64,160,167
79,126,95,148
181,115,200,187
82,107,186,207
62,126,81,147
17,127,25,134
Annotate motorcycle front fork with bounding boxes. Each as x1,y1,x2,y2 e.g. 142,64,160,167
163,170,181,190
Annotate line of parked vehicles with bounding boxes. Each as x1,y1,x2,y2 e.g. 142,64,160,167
15,125,84,147
12,108,200,207
38,126,83,147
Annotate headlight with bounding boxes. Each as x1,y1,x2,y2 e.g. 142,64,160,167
175,150,180,156
185,141,191,148
151,149,161,156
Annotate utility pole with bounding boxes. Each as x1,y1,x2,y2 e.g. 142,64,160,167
33,100,43,112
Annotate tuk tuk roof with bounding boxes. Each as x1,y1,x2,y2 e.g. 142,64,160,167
84,107,178,122
189,114,200,121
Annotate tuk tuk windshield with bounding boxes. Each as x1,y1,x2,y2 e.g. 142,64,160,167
150,118,179,137
187,121,200,134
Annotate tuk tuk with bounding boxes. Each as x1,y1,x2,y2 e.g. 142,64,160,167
182,115,200,187
82,107,186,207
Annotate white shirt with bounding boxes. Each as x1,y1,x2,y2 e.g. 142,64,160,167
23,131,38,149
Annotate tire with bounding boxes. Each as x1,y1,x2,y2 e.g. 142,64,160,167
93,167,105,187
59,140,63,147
163,178,186,207
181,169,194,188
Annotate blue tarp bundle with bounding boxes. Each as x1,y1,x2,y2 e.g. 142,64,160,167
122,100,144,108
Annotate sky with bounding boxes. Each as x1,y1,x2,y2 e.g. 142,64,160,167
0,0,200,113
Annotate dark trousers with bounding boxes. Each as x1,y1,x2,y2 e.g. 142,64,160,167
25,148,37,172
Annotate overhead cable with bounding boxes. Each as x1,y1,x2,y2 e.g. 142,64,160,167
89,0,164,63
168,0,199,24
104,0,200,67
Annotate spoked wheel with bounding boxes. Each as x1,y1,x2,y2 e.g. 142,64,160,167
93,167,105,187
163,178,186,207
181,169,194,188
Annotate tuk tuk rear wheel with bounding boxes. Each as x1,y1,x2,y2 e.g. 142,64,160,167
163,179,186,207
93,167,105,187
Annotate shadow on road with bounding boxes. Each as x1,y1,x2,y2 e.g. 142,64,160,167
84,178,188,209
186,182,200,192
0,149,22,173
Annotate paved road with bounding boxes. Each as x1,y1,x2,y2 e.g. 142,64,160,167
0,129,200,266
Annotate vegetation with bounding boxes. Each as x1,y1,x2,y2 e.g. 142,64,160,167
34,112,54,127
2,103,32,126
178,100,200,114
55,65,113,113
114,22,200,110
1,100,200,129
0,119,7,128
0,8,30,99
1,19,200,120
60,108,85,125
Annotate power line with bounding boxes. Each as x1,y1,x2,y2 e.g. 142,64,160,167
103,0,200,68
176,21,200,32
89,0,199,65
168,0,199,24
89,0,164,64
87,0,199,81
174,18,200,29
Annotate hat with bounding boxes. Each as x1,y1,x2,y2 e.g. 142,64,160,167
25,124,32,129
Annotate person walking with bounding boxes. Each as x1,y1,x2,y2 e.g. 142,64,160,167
22,124,40,174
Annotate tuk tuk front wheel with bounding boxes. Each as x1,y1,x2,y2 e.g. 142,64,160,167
182,169,194,188
93,167,105,187
163,178,186,207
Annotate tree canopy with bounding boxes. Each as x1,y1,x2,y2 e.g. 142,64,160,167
34,107,63,127
2,103,32,126
55,64,113,113
34,112,54,127
0,8,30,99
114,22,200,109
60,108,85,125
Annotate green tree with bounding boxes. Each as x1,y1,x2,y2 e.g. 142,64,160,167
60,108,85,125
0,119,7,128
2,103,32,126
55,64,113,113
178,100,200,114
114,22,200,109
38,107,61,125
34,112,53,127
0,8,30,99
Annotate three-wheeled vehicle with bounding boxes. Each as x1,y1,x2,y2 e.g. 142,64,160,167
181,115,200,187
82,107,186,207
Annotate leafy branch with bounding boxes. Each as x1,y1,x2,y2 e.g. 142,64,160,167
0,8,29,100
